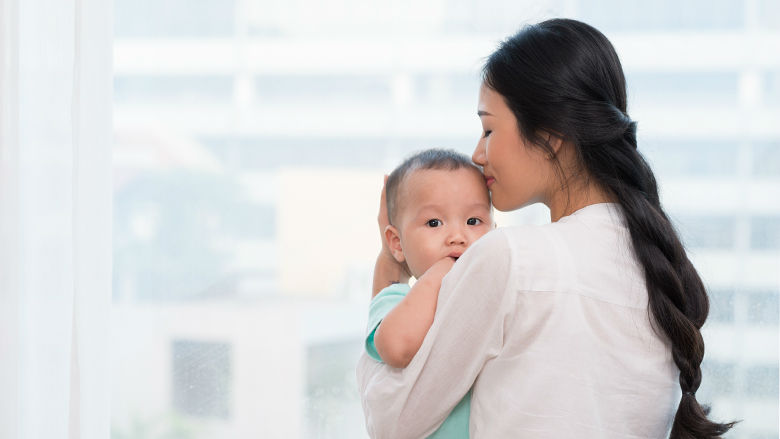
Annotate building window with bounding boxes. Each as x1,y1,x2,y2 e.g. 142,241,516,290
701,360,736,397
746,291,780,325
645,140,738,177
114,76,234,105
629,72,739,107
306,339,365,439
578,0,745,31
752,143,780,177
115,0,235,38
172,340,232,419
675,215,736,250
743,365,779,398
709,289,735,323
751,216,780,250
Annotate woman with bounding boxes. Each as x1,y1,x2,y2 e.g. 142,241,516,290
357,18,736,438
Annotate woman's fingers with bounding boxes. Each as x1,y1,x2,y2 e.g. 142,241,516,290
378,174,389,226
378,175,391,245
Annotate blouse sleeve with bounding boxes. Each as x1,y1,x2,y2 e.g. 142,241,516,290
356,229,516,439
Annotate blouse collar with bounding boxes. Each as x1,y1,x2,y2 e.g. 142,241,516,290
556,202,622,224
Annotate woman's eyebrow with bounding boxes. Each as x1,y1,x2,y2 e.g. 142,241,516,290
477,110,493,116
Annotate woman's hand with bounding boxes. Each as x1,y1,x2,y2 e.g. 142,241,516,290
372,175,411,297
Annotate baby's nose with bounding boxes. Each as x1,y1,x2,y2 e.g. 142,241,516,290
448,229,466,245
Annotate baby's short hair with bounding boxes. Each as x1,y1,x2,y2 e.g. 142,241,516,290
386,148,482,225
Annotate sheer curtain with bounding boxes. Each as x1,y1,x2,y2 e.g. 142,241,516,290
0,0,112,438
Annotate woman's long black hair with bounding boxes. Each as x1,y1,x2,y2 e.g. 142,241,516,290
483,18,736,438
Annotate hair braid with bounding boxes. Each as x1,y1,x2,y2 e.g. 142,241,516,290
586,120,737,438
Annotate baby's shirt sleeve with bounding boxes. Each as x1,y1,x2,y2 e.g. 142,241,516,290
365,283,411,362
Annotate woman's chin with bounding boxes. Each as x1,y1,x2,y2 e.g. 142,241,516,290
489,194,517,212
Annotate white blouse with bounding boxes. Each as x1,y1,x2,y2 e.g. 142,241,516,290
356,203,680,438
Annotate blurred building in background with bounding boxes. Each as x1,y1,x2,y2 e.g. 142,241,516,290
111,1,779,438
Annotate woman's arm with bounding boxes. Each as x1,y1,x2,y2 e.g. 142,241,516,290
372,252,409,298
374,257,455,368
357,230,516,439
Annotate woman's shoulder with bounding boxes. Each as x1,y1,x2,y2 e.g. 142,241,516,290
460,224,559,271
460,223,585,290
475,223,562,256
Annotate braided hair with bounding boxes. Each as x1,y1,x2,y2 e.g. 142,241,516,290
483,18,737,438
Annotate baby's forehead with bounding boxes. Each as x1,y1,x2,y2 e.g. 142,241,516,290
396,167,489,209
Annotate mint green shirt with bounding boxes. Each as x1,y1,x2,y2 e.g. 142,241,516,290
365,283,471,439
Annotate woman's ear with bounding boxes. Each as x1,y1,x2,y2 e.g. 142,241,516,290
540,130,565,158
384,225,405,263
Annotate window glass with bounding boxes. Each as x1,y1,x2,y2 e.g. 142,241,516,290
674,215,736,250
172,340,232,419
644,140,738,177
115,0,235,37
752,142,780,176
112,1,780,438
709,289,735,323
628,72,739,107
578,0,745,31
759,0,780,30
747,291,780,325
751,216,780,250
115,76,234,105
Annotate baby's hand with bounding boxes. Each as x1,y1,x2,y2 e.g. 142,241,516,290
419,257,456,283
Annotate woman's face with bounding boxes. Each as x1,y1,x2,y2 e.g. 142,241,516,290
472,83,553,212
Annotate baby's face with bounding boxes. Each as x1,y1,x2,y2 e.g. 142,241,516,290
394,167,493,278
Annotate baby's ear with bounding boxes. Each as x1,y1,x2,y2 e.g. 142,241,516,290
384,225,405,264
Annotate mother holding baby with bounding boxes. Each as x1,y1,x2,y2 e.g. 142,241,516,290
356,18,735,439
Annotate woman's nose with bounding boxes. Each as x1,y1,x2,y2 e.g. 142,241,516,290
472,141,486,166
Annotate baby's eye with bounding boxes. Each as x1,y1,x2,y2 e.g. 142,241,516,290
426,219,442,227
467,218,481,226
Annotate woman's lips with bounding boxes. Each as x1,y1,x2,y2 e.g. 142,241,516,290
485,176,496,188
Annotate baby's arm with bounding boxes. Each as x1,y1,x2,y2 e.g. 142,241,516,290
374,257,455,368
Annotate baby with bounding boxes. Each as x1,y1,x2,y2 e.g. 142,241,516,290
364,149,494,439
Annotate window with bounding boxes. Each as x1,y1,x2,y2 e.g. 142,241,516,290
113,170,275,301
578,0,745,30
759,0,780,30
628,72,739,107
765,72,780,104
115,0,235,37
674,215,736,250
172,340,232,419
111,1,780,437
644,140,738,177
700,360,736,397
305,340,365,439
743,365,779,398
254,75,393,106
709,290,735,323
752,143,780,176
751,216,780,250
114,76,234,105
747,291,780,325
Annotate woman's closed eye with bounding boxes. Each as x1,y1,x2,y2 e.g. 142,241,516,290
426,219,442,227
482,130,492,138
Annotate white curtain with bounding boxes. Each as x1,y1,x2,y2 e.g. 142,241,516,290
0,0,112,438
